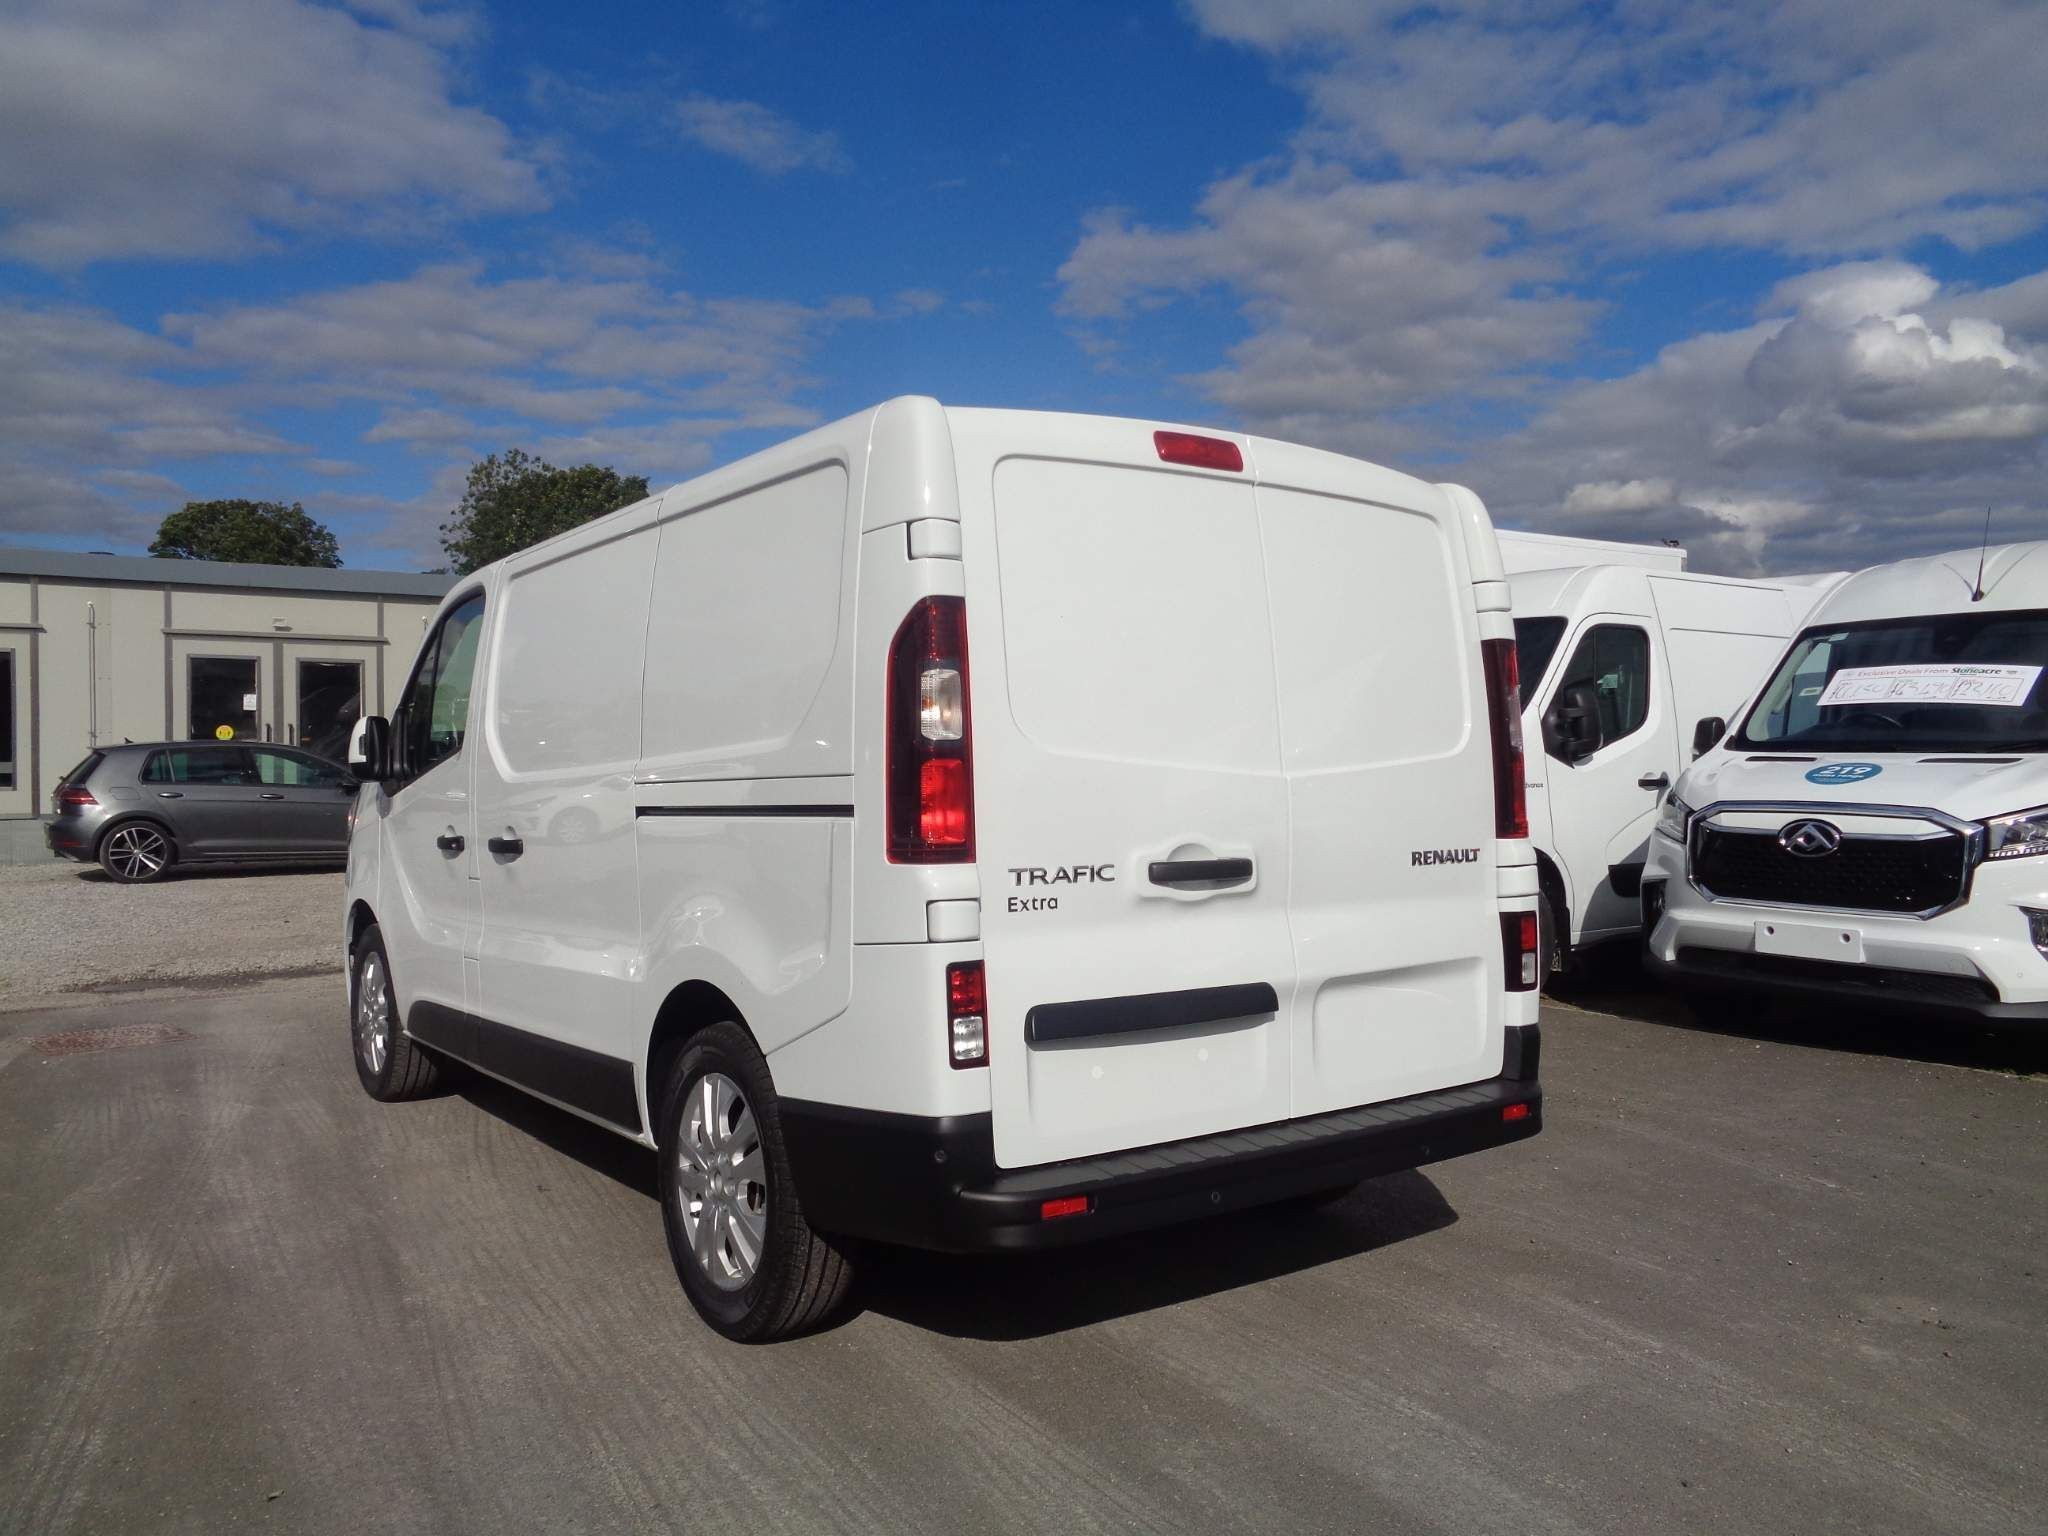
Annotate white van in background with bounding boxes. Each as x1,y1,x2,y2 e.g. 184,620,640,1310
1646,541,2048,1024
341,398,1544,1341
1496,527,1688,575
1511,564,1846,977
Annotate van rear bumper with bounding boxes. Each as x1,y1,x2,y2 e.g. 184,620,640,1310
780,1026,1542,1253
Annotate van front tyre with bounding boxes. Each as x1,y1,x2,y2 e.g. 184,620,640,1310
658,1022,853,1342
351,925,443,1101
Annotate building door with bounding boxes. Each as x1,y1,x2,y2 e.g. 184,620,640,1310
293,659,364,763
188,655,261,742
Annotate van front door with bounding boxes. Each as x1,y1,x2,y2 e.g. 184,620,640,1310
957,424,1298,1170
377,592,487,1042
1539,619,1666,943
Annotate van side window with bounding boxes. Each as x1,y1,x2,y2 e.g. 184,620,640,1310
394,593,486,782
1556,625,1651,744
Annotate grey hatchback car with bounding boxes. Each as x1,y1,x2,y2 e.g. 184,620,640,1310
46,742,358,883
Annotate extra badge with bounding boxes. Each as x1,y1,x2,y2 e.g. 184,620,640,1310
1804,761,1882,786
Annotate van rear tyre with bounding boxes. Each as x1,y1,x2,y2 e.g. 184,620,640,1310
350,925,444,1101
657,1022,854,1342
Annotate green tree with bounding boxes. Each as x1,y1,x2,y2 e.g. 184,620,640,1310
439,449,650,574
149,499,342,567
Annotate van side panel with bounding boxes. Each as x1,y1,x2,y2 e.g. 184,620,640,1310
629,422,872,1132
473,517,657,1114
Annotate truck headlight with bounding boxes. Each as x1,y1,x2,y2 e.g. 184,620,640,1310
1654,791,1692,844
1983,805,2048,860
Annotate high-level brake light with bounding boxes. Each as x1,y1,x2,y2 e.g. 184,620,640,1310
946,960,988,1069
1481,638,1528,840
887,596,974,862
1153,430,1244,472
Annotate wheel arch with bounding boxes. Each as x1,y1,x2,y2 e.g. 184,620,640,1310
644,979,753,1137
347,899,378,956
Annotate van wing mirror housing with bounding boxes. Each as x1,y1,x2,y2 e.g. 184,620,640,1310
1544,683,1604,765
349,715,392,781
1692,715,1727,758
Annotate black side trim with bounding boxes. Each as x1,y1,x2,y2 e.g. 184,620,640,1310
1607,860,1644,899
1026,981,1279,1044
637,803,854,819
405,1002,642,1134
407,998,477,1063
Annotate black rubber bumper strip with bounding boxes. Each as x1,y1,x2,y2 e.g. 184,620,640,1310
1026,981,1279,1044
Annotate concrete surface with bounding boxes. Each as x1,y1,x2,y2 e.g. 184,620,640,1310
0,819,50,867
0,862,341,1010
0,974,2043,1536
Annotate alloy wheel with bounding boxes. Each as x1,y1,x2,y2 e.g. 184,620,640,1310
105,825,168,880
354,952,390,1077
675,1072,767,1291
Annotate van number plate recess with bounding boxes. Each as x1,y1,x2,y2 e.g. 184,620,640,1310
1754,920,1865,964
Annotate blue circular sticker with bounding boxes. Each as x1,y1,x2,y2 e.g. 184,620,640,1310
1805,761,1883,785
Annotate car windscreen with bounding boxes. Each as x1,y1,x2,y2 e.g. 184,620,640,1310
1734,608,2048,754
1513,616,1568,697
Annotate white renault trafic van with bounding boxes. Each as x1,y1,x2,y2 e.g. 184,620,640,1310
1510,564,1845,977
342,398,1543,1340
1646,540,2048,1023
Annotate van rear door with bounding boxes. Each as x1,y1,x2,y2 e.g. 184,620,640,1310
953,414,1501,1169
953,415,1297,1168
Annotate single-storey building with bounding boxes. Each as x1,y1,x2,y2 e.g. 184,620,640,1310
0,547,455,856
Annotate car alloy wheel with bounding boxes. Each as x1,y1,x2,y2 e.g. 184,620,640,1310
103,824,170,881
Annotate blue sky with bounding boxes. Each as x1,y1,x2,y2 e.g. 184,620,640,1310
3,0,2046,574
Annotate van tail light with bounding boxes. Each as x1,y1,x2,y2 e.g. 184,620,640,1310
946,960,988,1069
888,596,975,862
57,785,97,811
1481,637,1527,840
1501,909,1540,992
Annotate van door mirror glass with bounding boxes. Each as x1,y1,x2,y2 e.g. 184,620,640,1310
1692,715,1727,758
349,715,391,781
1545,682,1605,764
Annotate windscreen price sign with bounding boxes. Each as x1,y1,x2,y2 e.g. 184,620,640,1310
1818,662,2044,709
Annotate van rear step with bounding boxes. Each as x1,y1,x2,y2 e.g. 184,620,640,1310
780,1048,1541,1254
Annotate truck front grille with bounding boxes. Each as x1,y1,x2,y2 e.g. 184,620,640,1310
1691,821,1971,916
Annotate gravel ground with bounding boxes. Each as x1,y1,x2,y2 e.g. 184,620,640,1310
0,860,342,1009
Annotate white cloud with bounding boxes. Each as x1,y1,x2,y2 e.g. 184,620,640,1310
0,0,540,266
673,94,849,176
1562,479,1677,516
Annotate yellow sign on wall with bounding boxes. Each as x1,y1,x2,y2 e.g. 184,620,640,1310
214,724,235,741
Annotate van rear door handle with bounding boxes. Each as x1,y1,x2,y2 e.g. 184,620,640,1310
1148,857,1254,886
435,832,465,854
1637,772,1670,791
487,835,524,858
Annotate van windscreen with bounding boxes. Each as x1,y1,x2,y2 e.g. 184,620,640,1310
1735,608,2048,753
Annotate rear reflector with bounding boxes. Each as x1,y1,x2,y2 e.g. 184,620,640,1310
1040,1195,1091,1220
946,959,987,1069
1153,430,1244,472
887,596,974,862
1501,1102,1532,1123
1501,909,1539,992
1480,638,1528,840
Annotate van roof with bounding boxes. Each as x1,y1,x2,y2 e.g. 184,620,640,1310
1507,562,1833,617
1814,541,2048,626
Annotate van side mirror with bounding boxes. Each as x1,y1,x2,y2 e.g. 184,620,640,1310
349,715,392,781
1692,715,1727,758
1544,682,1604,765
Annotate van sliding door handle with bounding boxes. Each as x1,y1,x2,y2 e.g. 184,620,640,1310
1637,772,1671,791
487,835,524,858
435,832,465,854
1148,857,1254,886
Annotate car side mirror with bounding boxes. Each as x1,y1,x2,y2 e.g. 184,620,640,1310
1544,682,1604,765
1692,715,1727,758
349,715,392,781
